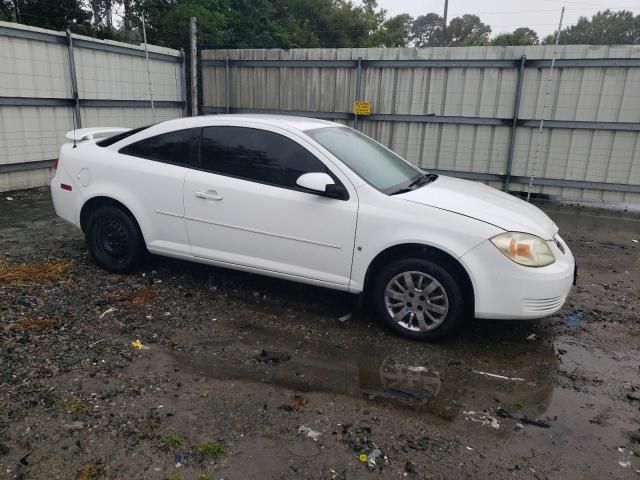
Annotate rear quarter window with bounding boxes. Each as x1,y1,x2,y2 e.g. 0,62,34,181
96,125,152,147
119,129,194,166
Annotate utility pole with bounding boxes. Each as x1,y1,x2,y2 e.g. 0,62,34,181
189,17,198,116
442,0,448,46
141,14,156,122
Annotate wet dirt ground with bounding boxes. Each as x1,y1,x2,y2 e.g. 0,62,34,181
0,188,639,479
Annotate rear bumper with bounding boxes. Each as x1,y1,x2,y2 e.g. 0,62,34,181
460,235,575,320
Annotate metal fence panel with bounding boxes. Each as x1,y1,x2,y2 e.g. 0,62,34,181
202,45,640,205
0,21,185,192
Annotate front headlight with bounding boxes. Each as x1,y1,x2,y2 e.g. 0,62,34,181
490,232,555,267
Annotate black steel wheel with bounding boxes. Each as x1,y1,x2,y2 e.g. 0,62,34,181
86,205,145,273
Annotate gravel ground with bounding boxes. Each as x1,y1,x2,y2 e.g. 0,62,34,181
0,187,639,480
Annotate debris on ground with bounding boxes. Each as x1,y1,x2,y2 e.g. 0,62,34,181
298,425,322,441
5,197,13,201
255,349,290,363
279,394,306,412
632,239,639,243
463,411,500,429
174,451,187,468
131,339,149,350
496,407,551,428
472,370,525,382
99,307,117,319
526,333,538,341
565,311,584,327
366,448,382,470
338,314,352,323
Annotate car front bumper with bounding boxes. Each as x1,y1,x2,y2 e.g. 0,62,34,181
460,235,575,320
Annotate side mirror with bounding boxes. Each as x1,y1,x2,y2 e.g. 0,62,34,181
296,172,348,200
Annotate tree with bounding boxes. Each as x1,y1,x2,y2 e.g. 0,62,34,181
492,27,538,46
543,9,639,45
1,0,92,32
371,13,412,47
447,14,491,46
410,12,444,47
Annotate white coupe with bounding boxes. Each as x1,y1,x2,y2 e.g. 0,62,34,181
51,115,575,339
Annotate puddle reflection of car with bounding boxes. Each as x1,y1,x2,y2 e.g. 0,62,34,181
52,115,575,340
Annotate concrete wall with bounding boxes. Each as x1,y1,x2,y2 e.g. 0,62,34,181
202,46,640,205
0,21,185,192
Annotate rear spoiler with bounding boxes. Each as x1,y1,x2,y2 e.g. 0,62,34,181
65,127,131,142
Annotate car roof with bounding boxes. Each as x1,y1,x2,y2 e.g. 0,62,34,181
155,114,340,133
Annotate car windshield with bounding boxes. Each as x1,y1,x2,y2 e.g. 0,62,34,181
305,126,429,194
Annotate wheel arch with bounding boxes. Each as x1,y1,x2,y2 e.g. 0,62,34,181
80,196,146,245
363,243,475,312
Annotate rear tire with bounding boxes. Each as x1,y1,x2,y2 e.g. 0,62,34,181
86,205,145,273
372,258,466,340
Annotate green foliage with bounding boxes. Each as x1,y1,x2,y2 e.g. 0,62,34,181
447,14,491,46
198,440,227,458
160,432,185,450
371,13,412,47
492,27,539,46
0,0,637,50
410,13,444,47
543,9,640,45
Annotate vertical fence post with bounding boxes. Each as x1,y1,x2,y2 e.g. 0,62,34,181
353,56,363,130
189,17,198,116
65,30,82,129
225,56,230,114
504,55,526,192
180,48,187,117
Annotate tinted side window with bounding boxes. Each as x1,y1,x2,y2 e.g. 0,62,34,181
119,129,193,165
200,126,328,189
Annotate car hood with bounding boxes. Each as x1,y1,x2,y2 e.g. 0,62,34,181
397,176,557,239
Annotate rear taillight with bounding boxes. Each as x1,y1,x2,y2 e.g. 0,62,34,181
53,158,59,171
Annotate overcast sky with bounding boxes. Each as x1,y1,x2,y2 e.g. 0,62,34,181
374,0,639,37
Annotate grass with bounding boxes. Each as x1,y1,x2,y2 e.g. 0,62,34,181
160,432,185,450
11,316,57,331
0,259,71,286
198,440,227,458
75,464,102,480
59,394,87,414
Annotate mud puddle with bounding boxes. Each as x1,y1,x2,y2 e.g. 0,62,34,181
170,323,559,423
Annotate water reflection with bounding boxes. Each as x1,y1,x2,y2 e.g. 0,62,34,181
173,327,557,422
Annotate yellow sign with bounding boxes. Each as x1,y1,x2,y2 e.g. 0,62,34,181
353,101,371,116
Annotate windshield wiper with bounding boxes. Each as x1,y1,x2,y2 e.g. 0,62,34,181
390,173,438,196
389,187,413,195
407,172,438,189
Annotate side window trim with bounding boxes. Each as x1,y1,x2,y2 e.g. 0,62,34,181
197,126,349,200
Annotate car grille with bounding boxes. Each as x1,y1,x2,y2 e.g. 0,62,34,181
523,296,566,313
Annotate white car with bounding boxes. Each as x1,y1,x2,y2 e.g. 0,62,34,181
51,115,575,340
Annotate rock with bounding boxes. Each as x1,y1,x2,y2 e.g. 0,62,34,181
64,421,84,431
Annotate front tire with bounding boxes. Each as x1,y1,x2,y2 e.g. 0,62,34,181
86,205,145,273
372,258,466,340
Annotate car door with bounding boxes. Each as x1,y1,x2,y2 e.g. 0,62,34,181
183,125,358,287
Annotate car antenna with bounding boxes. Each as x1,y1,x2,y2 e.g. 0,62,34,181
72,106,78,149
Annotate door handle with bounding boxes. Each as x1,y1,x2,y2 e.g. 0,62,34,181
195,191,223,201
